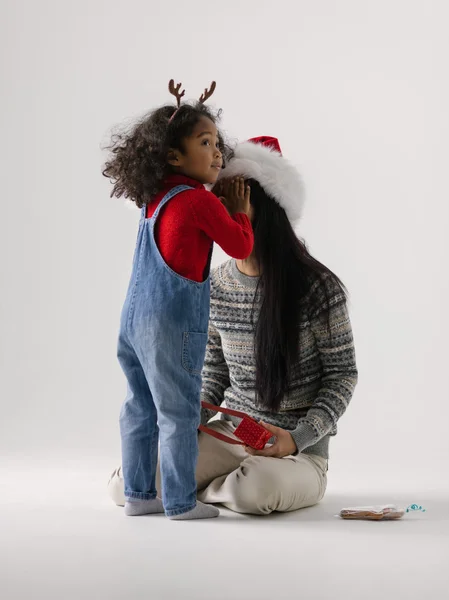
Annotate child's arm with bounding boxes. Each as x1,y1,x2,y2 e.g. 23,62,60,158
189,182,254,259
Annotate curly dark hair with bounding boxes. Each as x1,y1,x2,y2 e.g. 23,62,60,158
102,103,229,208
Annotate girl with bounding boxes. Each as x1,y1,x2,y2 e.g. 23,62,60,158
109,135,357,515
102,81,253,520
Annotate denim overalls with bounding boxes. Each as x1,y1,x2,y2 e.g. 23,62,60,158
118,185,211,517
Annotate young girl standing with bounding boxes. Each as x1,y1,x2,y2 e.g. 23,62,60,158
103,81,253,520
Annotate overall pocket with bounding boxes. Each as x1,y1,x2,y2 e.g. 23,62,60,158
182,332,208,375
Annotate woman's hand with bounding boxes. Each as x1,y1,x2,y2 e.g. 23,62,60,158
245,422,297,458
213,177,250,216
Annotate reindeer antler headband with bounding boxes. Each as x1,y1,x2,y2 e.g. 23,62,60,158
167,79,216,123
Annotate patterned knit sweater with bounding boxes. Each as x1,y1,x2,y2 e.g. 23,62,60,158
200,260,358,459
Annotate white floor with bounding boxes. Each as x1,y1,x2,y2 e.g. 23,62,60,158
1,462,448,600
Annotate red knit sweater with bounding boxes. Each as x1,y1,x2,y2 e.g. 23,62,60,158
146,175,254,282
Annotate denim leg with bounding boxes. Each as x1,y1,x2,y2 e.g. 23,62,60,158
118,334,159,501
158,407,199,516
141,345,202,516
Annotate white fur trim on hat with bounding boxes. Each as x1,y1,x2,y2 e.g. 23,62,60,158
218,141,304,222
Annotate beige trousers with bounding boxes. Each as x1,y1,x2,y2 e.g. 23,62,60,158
108,420,328,515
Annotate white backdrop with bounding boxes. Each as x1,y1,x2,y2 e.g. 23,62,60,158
2,0,448,491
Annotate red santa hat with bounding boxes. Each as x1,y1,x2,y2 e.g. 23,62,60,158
219,136,304,223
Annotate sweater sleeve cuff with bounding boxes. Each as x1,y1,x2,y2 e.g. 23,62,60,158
290,421,319,454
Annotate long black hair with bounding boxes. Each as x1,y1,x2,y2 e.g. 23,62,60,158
102,103,229,208
249,180,347,412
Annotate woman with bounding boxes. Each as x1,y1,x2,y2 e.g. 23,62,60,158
108,136,358,515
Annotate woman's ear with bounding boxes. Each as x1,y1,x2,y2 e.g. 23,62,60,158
167,149,181,167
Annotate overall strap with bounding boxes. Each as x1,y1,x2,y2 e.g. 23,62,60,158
151,185,193,222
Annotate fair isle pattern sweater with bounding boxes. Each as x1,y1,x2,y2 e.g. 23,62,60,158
200,260,358,459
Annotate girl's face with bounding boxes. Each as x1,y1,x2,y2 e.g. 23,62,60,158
168,117,223,184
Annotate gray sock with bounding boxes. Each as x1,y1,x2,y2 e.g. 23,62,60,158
124,497,165,516
169,501,219,521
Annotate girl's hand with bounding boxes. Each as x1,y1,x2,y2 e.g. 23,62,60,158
214,177,251,216
245,422,297,459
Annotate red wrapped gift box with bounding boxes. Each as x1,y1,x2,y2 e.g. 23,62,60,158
199,402,272,450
